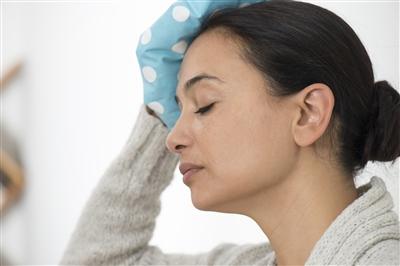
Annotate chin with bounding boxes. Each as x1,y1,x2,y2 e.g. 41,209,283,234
190,189,220,212
190,190,239,214
190,190,211,211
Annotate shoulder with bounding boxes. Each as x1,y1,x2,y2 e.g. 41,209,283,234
356,239,400,265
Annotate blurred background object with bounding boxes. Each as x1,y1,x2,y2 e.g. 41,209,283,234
1,60,25,215
0,61,23,90
1,61,25,265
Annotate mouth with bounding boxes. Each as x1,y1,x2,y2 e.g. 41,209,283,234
179,162,204,176
183,168,203,185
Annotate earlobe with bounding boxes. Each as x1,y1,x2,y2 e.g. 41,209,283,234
292,84,335,147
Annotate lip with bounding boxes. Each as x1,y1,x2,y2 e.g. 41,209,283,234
179,162,203,175
183,168,202,185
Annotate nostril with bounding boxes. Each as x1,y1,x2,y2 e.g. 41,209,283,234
175,144,184,150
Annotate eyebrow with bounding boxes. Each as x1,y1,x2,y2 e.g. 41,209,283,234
175,73,224,106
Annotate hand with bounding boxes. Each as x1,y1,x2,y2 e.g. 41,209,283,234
145,105,167,127
136,0,265,131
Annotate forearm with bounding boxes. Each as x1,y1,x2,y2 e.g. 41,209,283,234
60,104,179,265
145,105,167,128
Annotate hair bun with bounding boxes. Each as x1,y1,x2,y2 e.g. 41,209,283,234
361,80,400,166
374,80,397,95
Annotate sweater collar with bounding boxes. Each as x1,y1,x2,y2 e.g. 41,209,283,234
300,175,400,265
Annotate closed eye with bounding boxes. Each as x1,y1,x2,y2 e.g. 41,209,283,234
194,103,215,115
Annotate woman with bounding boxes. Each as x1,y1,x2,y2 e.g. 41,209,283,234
60,1,400,265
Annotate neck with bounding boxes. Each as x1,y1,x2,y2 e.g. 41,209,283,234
245,153,359,266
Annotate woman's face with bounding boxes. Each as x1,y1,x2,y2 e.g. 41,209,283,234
165,30,298,214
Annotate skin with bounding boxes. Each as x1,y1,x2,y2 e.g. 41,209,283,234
165,29,359,266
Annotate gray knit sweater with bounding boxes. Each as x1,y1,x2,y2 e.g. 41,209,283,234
60,103,400,265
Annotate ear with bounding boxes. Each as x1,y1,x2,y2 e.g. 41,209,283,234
291,83,335,147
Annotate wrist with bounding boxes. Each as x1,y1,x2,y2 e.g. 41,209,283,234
145,105,167,127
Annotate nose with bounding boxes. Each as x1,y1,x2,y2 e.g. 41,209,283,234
165,116,190,154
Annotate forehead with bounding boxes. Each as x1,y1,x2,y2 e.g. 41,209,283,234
177,30,245,92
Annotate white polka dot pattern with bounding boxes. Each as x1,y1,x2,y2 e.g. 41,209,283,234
140,29,152,45
172,6,191,22
142,66,157,83
135,0,266,130
171,40,188,54
147,101,165,115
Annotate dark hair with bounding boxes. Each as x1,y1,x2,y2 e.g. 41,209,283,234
198,0,400,178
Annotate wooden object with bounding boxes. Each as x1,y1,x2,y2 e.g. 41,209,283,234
0,61,25,216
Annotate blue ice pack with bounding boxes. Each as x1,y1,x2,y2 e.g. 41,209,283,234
136,0,265,130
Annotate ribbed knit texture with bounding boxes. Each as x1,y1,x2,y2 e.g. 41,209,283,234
60,103,400,266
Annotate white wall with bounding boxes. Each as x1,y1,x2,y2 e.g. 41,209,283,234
1,0,398,264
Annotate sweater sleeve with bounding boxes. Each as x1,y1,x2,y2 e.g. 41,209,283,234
59,103,250,266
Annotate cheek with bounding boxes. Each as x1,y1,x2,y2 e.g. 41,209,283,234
212,107,295,187
189,107,296,212
199,110,266,180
